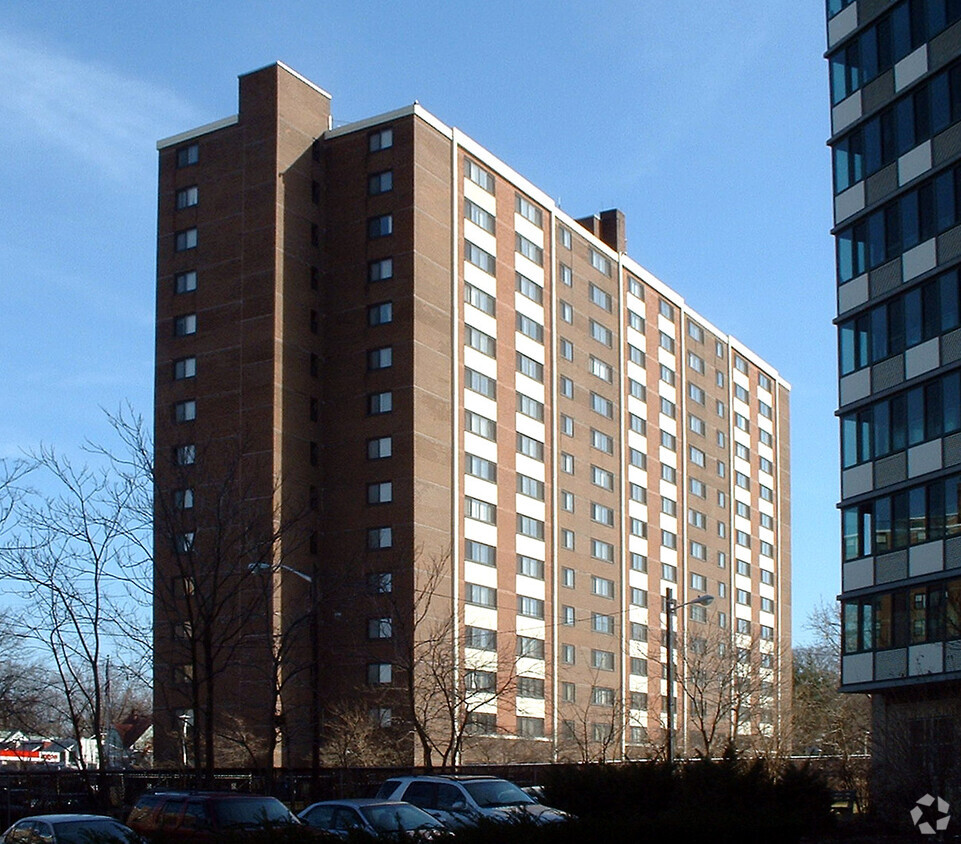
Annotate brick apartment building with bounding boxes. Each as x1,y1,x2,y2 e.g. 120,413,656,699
153,62,791,768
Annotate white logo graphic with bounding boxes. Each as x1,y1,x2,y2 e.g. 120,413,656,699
910,793,951,835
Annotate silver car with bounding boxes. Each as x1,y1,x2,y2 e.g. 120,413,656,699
299,798,448,839
0,814,144,844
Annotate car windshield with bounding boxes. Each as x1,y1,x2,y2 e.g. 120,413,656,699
214,798,295,828
56,819,140,843
463,780,534,808
362,804,442,832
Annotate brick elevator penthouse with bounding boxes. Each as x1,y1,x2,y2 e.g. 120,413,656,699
153,62,791,767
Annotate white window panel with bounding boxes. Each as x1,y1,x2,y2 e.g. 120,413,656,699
734,456,751,476
516,655,546,679
659,449,677,469
466,650,499,671
657,312,676,332
464,260,497,293
515,574,546,601
734,515,752,534
464,604,498,630
464,475,498,502
464,346,498,379
759,526,775,544
515,495,546,522
464,433,497,463
757,441,775,462
514,214,543,246
464,307,497,338
658,384,677,406
464,520,498,548
465,225,497,257
464,177,496,214
733,427,751,448
515,413,545,446
758,416,775,435
465,561,498,588
516,697,546,719
514,251,544,284
732,369,750,390
759,581,776,600
514,372,544,403
515,534,545,560
515,453,545,483
627,534,649,555
514,292,545,326
627,394,647,415
659,545,678,566
515,333,545,363
463,389,497,419
734,604,753,621
734,573,753,593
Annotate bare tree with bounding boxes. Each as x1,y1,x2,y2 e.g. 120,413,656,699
0,445,149,803
0,611,63,735
319,699,404,767
556,673,627,763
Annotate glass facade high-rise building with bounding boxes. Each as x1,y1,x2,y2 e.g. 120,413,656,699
829,0,961,800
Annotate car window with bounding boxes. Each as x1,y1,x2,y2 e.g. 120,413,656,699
374,779,403,800
331,808,363,831
128,794,164,826
54,820,138,844
32,821,53,844
161,799,186,827
183,802,209,830
302,805,336,828
363,804,443,832
6,821,36,844
463,779,534,808
436,783,465,810
214,797,294,828
401,781,436,809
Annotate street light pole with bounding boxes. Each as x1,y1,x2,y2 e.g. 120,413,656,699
665,589,714,765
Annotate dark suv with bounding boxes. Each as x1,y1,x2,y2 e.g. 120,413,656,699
126,792,302,840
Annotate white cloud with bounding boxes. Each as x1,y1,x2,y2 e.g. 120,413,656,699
0,31,203,181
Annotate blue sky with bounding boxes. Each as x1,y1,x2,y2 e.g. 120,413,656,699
0,1,836,644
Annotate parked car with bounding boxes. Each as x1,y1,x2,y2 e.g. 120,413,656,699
126,791,302,840
299,799,448,839
0,813,144,843
374,775,570,827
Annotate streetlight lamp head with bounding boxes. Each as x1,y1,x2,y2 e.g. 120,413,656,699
695,594,714,606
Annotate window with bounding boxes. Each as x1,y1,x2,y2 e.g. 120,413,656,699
517,433,545,461
465,158,494,192
659,331,675,354
368,301,393,326
688,320,704,342
561,605,576,626
174,400,196,423
561,681,576,702
591,649,615,670
517,555,544,580
662,563,677,582
660,397,676,418
560,528,575,550
515,233,543,265
368,170,393,195
465,240,496,274
176,143,198,167
591,393,614,419
176,186,198,209
689,508,707,529
560,338,574,360
591,429,613,454
628,310,645,331
465,368,496,398
173,489,194,510
690,540,707,560
735,384,750,403
735,355,748,374
517,676,545,698
735,413,750,432
465,497,496,525
759,400,773,419
517,717,544,738
737,559,751,576
589,283,612,312
759,457,773,475
368,527,393,549
631,588,648,607
688,383,705,405
465,539,496,567
516,271,543,303
661,464,676,484
462,283,494,315
466,198,495,233
368,346,393,370
368,617,392,639
466,712,497,734
630,657,648,676
661,431,677,451
591,613,614,634
174,531,194,553
175,271,197,293
560,263,573,286
592,465,614,490
629,448,646,469
465,454,497,483
517,473,544,500
369,128,393,151
688,351,705,374
662,530,677,550
591,686,615,706
368,391,393,414
760,484,774,501
560,226,572,248
591,503,614,526
660,364,675,386
367,436,392,459
560,414,573,436
590,319,613,347
515,194,543,227
761,597,775,613
761,569,775,585
736,530,751,548
561,452,574,473
173,444,196,466
465,583,497,607
368,214,393,238
465,626,497,650
173,357,196,380
589,248,612,276
174,314,197,336
560,300,573,323
369,257,393,282
517,514,545,540
518,595,545,618
516,352,543,382
367,572,392,595
517,392,544,421
590,356,613,383
735,472,751,490
690,478,706,498
659,299,675,320
629,483,646,503
690,446,706,467
465,410,496,440
689,414,705,436
560,490,574,511
367,481,393,504
591,539,614,562
760,541,774,558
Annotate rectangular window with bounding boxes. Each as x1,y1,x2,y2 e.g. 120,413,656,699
368,257,393,282
368,391,393,414
173,488,194,510
690,446,706,467
465,410,496,441
561,681,576,702
591,686,615,706
560,263,573,286
560,338,574,360
659,331,675,354
562,567,575,588
465,626,497,650
592,575,615,598
173,357,196,380
367,481,393,504
518,595,545,618
367,617,392,639
517,392,544,421
465,583,497,607
688,383,705,404
174,270,197,294
591,614,614,634
369,128,393,152
465,368,496,398
176,144,198,167
517,717,544,738
560,300,573,323
515,194,543,227
516,271,543,303
465,158,494,192
367,527,393,549
174,400,196,423
515,233,543,265
465,496,497,524
465,240,496,274
465,453,497,483
591,465,614,490
560,414,573,436
590,319,613,347
516,352,544,382
662,563,677,582
367,436,392,459
368,214,393,238
591,649,615,670
517,555,544,580
628,310,645,331
661,464,676,484
174,314,197,336
591,393,614,418
368,346,393,370
516,313,544,344
591,538,614,562
517,433,545,461
561,606,576,626
466,197,495,233
631,588,647,607
560,528,575,549
517,473,545,501
590,248,612,276
590,356,613,383
660,397,676,418
368,301,393,326
561,452,574,473
368,170,393,195
591,429,614,454
176,186,198,209
560,490,574,511
173,444,196,466
661,431,676,451
589,283,612,312
560,226,572,248
591,502,615,526
660,364,675,385
464,282,495,315
517,676,545,699
517,514,545,540
629,483,646,503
